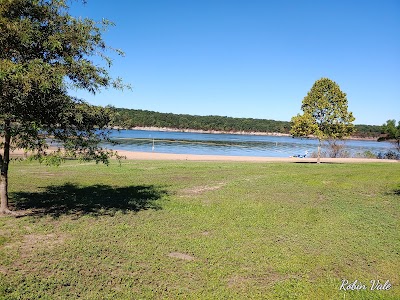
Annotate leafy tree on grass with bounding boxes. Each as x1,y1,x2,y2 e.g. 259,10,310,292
0,0,128,214
379,119,400,153
290,78,355,163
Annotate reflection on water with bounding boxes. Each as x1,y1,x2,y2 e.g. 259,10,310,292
104,130,392,158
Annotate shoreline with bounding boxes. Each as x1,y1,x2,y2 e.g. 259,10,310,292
126,126,291,137
117,126,379,141
9,149,397,163
114,150,398,163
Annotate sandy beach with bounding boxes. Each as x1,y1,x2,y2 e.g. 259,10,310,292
9,148,398,163
115,150,398,163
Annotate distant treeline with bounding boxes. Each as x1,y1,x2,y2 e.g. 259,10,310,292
113,108,383,138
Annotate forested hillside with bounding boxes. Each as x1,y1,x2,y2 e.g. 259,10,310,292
113,108,383,138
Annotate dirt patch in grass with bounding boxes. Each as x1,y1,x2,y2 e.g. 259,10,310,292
27,171,56,177
171,176,193,181
181,182,226,196
227,272,298,289
168,252,195,261
1,233,68,276
20,233,66,256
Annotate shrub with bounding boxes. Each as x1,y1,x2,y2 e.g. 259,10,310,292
377,150,400,160
355,151,377,159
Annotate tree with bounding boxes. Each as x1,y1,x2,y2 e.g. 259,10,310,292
0,0,127,214
290,78,355,163
379,119,400,153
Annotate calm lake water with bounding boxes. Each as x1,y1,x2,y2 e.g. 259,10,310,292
106,129,392,158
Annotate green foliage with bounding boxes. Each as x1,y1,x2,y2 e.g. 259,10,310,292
0,0,126,162
290,113,318,137
28,151,65,166
354,124,382,138
0,0,127,212
355,150,377,159
379,119,400,152
290,78,355,141
110,109,381,138
114,108,292,133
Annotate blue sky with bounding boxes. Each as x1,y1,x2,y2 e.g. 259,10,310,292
69,0,399,125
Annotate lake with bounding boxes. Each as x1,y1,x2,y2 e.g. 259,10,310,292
107,129,392,158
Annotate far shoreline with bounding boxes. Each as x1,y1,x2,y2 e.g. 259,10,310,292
114,126,379,141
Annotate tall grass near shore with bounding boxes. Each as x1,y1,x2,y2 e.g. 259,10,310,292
0,160,399,299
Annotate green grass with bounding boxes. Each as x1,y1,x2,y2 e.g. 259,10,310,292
0,159,399,299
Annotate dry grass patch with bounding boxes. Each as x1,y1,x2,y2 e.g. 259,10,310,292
227,272,298,289
21,233,66,253
167,252,195,261
181,182,226,196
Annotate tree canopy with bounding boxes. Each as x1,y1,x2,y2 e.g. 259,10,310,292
379,119,400,152
0,0,126,213
290,78,355,162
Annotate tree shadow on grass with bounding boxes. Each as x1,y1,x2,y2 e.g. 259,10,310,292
11,183,169,218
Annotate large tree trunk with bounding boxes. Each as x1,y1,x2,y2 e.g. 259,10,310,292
0,119,11,214
0,172,9,213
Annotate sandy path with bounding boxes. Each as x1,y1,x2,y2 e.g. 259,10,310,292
9,148,398,163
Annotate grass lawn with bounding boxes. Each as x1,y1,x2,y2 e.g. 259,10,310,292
0,159,399,299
